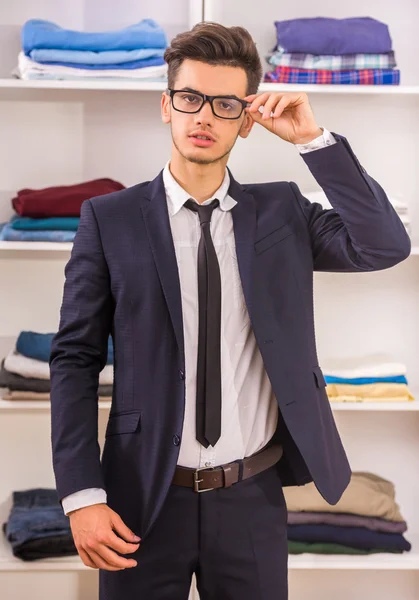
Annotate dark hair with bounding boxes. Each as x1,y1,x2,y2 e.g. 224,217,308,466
164,21,262,95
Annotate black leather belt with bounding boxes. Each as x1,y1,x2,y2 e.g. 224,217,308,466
172,442,283,493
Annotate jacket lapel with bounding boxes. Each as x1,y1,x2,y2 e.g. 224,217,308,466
142,170,185,359
228,169,257,319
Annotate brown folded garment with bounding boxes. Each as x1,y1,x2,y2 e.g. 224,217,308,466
12,178,125,217
284,472,405,522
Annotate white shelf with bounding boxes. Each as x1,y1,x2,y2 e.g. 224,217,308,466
0,397,416,412
0,392,416,412
0,242,72,252
260,83,419,95
0,528,417,571
0,398,111,410
0,241,418,256
0,535,85,572
330,400,419,411
0,78,168,92
0,79,418,95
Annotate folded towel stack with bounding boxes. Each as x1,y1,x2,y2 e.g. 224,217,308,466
0,178,124,242
304,190,411,236
321,353,414,403
0,331,113,401
14,18,168,81
285,472,411,555
264,17,400,85
3,488,77,561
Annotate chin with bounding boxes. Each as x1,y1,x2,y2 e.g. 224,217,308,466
181,148,217,165
186,155,215,165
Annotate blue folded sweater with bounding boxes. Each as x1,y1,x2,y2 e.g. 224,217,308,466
22,18,167,54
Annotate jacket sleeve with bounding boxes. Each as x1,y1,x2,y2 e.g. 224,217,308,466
49,198,113,502
291,133,411,272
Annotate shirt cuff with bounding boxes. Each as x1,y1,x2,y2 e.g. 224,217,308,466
61,488,107,515
295,127,337,154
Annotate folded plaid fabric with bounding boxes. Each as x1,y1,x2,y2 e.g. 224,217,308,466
264,66,400,85
267,50,397,71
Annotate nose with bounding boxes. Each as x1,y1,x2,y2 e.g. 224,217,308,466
193,99,214,127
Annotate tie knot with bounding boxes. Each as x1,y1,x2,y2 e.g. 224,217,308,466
184,198,219,225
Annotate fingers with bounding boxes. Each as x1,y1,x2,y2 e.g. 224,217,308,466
111,511,141,544
81,536,138,570
262,94,280,120
245,92,270,114
79,547,98,569
107,531,140,555
95,544,138,569
87,548,127,571
273,96,291,119
244,92,308,119
78,535,139,570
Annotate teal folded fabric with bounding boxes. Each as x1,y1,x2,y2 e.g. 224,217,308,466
0,222,75,242
11,217,80,231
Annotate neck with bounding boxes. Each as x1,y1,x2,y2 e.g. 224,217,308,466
168,150,227,204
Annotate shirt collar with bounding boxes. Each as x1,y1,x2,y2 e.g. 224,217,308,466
163,161,237,217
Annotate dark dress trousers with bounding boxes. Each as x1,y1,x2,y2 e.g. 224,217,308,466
50,133,410,598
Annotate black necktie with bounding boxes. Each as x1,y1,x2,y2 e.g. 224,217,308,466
184,198,222,448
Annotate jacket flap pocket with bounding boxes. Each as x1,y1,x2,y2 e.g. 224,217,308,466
313,366,327,388
105,411,141,437
254,223,294,255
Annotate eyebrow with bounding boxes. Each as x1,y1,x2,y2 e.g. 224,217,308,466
178,87,242,101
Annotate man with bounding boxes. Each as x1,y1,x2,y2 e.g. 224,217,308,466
49,21,410,600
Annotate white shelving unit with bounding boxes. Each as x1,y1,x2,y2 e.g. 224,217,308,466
1,531,419,572
1,241,418,254
1,1,419,600
2,79,419,94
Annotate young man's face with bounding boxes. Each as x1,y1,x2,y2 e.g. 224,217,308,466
161,59,254,166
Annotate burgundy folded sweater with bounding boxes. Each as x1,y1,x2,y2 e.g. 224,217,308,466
12,178,125,217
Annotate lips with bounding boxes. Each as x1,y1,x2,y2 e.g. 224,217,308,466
188,133,215,148
189,130,215,141
191,134,213,141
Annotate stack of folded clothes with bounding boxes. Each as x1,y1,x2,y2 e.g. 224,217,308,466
304,190,411,236
264,17,400,85
322,353,414,403
0,178,124,242
0,331,113,401
285,471,411,555
14,18,168,81
3,488,77,560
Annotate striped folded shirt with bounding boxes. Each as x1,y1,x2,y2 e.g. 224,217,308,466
267,49,397,71
264,66,400,85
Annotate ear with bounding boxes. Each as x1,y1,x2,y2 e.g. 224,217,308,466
161,92,171,124
238,111,255,139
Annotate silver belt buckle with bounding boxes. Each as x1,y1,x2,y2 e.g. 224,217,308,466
193,466,215,493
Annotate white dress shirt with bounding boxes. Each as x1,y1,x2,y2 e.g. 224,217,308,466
62,127,336,515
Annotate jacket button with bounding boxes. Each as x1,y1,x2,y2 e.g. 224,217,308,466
173,435,180,446
179,369,185,380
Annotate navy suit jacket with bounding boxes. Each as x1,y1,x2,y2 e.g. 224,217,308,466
50,134,410,540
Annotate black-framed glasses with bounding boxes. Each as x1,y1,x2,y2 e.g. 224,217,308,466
167,88,250,120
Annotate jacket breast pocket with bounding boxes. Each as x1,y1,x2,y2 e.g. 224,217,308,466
313,365,327,388
254,223,294,255
105,410,142,437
